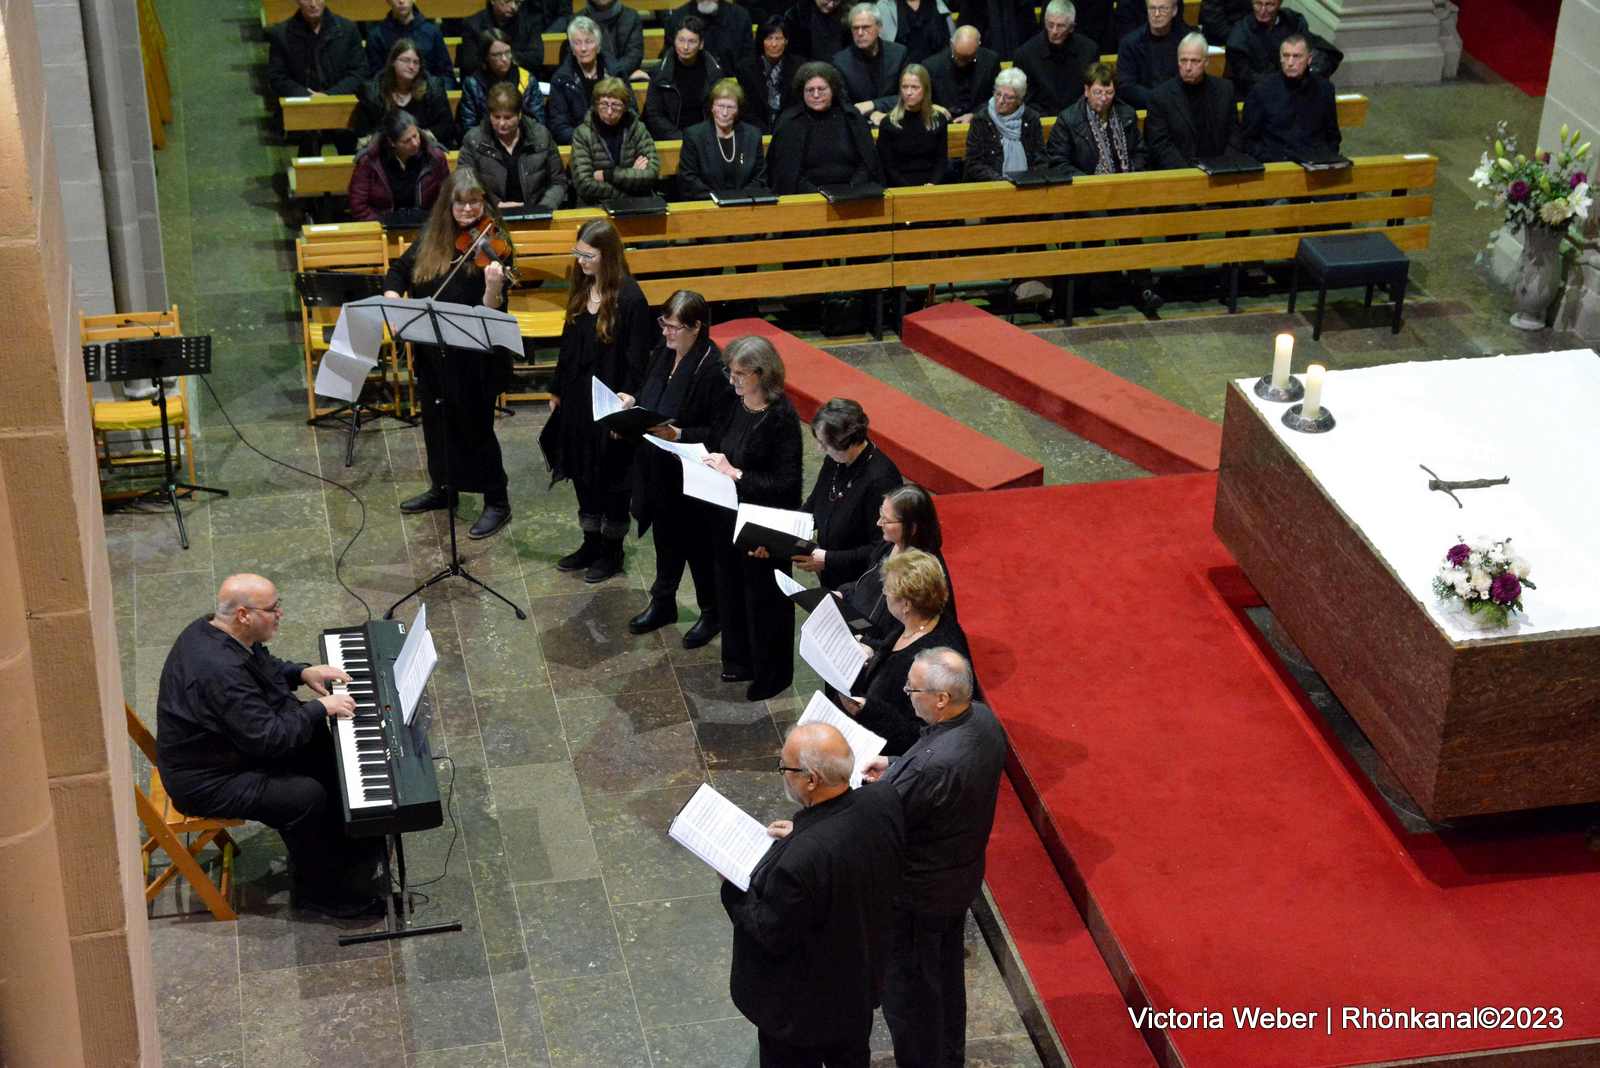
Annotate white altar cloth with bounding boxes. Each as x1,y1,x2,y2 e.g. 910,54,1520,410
1235,349,1600,642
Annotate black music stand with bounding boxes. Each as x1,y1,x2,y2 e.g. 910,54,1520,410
354,296,528,621
298,271,419,466
100,335,228,550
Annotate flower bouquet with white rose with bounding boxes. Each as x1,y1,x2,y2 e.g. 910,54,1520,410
1470,121,1592,234
1431,536,1535,628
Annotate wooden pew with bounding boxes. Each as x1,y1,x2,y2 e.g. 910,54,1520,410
265,0,684,23
280,83,650,135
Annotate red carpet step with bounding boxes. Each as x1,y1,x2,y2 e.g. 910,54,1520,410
710,319,1044,493
902,302,1222,475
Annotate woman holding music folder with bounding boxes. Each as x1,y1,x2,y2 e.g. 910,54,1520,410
384,167,517,540
620,291,736,644
794,398,902,588
701,336,803,702
836,482,956,641
542,219,655,582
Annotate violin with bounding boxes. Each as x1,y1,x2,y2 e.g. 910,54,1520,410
455,215,519,286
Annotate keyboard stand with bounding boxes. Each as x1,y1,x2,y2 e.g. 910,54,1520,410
338,834,462,946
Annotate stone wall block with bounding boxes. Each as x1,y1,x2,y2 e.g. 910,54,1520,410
0,821,87,1067
0,242,67,432
47,771,124,936
30,608,114,778
69,930,143,1068
0,433,91,611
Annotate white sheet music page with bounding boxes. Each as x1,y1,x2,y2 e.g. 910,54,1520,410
798,595,868,698
796,690,886,787
680,455,740,510
642,434,710,461
773,569,807,597
394,603,439,726
668,782,775,891
313,304,382,401
734,504,814,543
590,375,626,421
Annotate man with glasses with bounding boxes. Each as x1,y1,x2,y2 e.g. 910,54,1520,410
722,722,905,1067
155,573,384,918
1114,0,1192,109
1224,0,1341,98
862,647,1006,1068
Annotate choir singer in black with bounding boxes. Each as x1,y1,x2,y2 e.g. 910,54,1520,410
793,398,901,588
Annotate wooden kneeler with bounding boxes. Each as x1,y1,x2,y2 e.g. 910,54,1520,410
126,705,244,921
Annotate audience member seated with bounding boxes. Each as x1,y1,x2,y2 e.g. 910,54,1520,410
963,67,1044,181
922,26,997,124
960,0,1038,60
267,0,365,153
795,398,904,588
571,76,662,206
837,483,955,641
548,16,624,144
645,17,727,141
1225,0,1341,98
679,79,770,197
1110,0,1155,45
586,0,648,80
460,29,547,133
784,0,850,62
767,62,884,193
882,0,951,62
1242,32,1340,162
1067,0,1113,51
1144,31,1241,168
353,39,459,149
876,64,951,185
364,0,457,87
348,109,450,222
840,549,971,755
1198,0,1248,44
666,0,754,73
1013,0,1096,116
459,82,571,211
736,16,803,132
1048,60,1144,174
460,0,556,80
1114,0,1191,109
834,3,910,125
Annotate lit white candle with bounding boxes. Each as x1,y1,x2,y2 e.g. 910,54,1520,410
1271,334,1293,388
1301,364,1326,420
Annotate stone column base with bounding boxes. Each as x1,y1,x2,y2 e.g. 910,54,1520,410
1297,0,1462,86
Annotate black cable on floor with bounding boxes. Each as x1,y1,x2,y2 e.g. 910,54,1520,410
198,376,373,621
407,754,459,893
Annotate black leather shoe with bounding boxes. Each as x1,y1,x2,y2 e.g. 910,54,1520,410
557,533,600,571
468,504,511,540
400,487,451,514
290,890,386,919
682,615,721,649
628,600,678,634
746,679,789,702
720,665,754,683
584,540,625,583
1138,288,1165,313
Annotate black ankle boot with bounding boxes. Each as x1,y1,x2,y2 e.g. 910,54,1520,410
585,538,625,583
558,531,601,571
628,599,678,634
682,613,721,649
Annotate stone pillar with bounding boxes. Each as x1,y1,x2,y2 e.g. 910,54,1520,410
1295,0,1461,86
0,0,161,1063
1547,0,1600,339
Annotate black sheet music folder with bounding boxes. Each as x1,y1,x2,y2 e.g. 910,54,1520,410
598,405,671,435
1196,151,1266,177
818,182,885,204
606,195,670,217
1005,168,1072,188
710,186,781,207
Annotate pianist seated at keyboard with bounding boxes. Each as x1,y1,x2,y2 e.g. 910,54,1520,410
155,573,385,919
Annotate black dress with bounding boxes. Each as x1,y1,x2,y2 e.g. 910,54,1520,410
384,239,513,501
839,541,958,642
876,115,950,186
801,443,903,588
852,612,972,755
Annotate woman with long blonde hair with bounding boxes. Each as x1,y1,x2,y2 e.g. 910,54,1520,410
542,218,655,581
877,63,950,186
383,167,517,539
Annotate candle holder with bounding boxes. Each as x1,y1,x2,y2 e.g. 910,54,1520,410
1282,403,1335,433
1253,375,1305,403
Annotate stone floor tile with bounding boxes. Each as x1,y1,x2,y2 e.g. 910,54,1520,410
530,589,679,699
164,1053,245,1068
644,1017,758,1068
674,663,784,768
583,785,717,905
611,894,737,1029
150,915,242,1058
534,972,652,1068
241,956,404,1067
489,763,599,884
488,951,552,1067
559,688,704,796
474,686,568,768
408,1043,508,1068
512,877,624,982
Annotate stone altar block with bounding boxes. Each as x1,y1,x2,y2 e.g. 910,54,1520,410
1213,350,1600,820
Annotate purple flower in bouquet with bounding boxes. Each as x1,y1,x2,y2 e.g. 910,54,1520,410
1507,179,1531,202
1446,543,1472,566
1541,151,1552,163
1489,573,1521,604
1573,171,1588,189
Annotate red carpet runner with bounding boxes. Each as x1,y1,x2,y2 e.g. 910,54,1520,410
947,475,1600,1067
1457,0,1561,96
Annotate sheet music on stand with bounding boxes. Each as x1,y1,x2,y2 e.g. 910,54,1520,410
394,603,439,726
313,303,384,402
799,594,868,699
668,783,775,891
796,691,886,787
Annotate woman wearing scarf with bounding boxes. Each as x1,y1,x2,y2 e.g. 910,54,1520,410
962,66,1043,181
734,16,802,132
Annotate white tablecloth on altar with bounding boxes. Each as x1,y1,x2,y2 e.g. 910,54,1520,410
1235,349,1600,642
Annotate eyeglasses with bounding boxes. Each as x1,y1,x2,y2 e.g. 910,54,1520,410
876,514,902,526
657,316,688,332
595,98,626,112
245,601,284,616
777,763,811,775
902,684,945,696
572,247,598,261
725,365,755,379
803,85,831,96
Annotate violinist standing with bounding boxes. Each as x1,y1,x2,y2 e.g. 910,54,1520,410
385,167,518,539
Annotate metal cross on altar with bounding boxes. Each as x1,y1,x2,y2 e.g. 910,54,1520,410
1419,464,1510,509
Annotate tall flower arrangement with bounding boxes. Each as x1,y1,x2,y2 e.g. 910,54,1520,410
1471,122,1593,235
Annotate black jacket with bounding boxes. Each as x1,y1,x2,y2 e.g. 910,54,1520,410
666,0,755,72
631,338,736,528
1225,8,1343,98
363,10,459,87
1242,70,1340,162
735,51,803,132
460,2,556,78
266,11,365,98
832,40,910,114
678,120,769,197
1011,30,1096,116
352,75,459,148
784,0,849,61
543,277,656,485
890,0,951,63
1199,0,1249,44
644,52,727,141
766,104,884,193
1111,0,1160,44
880,701,1007,915
922,45,999,119
459,115,571,210
546,52,632,144
840,541,959,641
958,0,1037,59
855,613,972,755
722,784,906,1045
803,444,903,588
876,112,950,185
710,393,804,509
1045,97,1146,175
962,104,1045,181
1143,73,1242,168
587,0,647,74
1114,18,1193,109
1069,0,1115,53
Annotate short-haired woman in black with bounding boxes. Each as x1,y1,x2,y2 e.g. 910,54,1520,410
703,336,803,701
793,398,902,588
734,15,801,133
678,79,769,199
836,482,956,641
765,61,883,193
622,291,736,644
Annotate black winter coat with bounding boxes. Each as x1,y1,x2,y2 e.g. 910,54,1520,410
678,120,769,197
266,11,365,98
1199,0,1250,44
458,116,571,210
765,104,884,193
1143,74,1242,169
783,0,849,61
1225,9,1343,98
734,51,803,132
1011,30,1096,116
587,1,647,74
922,45,999,119
460,1,567,77
1113,19,1193,110
665,0,755,71
546,52,631,144
1241,70,1340,162
1044,97,1146,175
363,11,459,86
890,0,951,63
962,104,1045,181
832,40,911,114
958,0,1038,59
644,52,727,141
352,75,458,148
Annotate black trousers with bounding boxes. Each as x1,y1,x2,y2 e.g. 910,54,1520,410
882,908,969,1068
649,505,718,611
716,545,794,692
757,1031,870,1068
414,344,509,505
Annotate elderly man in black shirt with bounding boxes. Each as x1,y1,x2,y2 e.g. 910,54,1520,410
922,25,999,125
1242,32,1340,162
1114,0,1191,109
1012,0,1097,116
834,2,910,124
1144,31,1241,168
1225,0,1342,98
156,573,382,917
724,722,906,1067
864,647,1007,1068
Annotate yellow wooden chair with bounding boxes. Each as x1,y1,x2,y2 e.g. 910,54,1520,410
295,223,410,421
82,307,197,502
126,705,244,921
